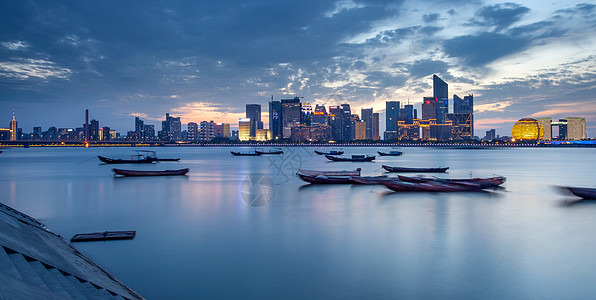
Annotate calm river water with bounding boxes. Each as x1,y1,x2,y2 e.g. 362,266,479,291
1,146,596,299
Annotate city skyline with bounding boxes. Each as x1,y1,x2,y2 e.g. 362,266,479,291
1,1,595,136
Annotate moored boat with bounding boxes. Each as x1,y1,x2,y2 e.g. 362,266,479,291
325,155,375,162
397,175,506,188
98,155,156,164
349,175,391,185
377,150,403,156
565,187,596,199
255,149,284,155
381,180,482,192
297,168,361,177
297,173,353,184
112,168,189,176
155,157,181,161
314,150,344,155
230,151,262,156
382,165,448,173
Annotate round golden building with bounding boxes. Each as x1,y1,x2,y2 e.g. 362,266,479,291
511,118,544,140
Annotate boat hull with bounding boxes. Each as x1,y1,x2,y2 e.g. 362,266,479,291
98,155,156,164
377,151,403,156
325,155,375,162
112,168,189,176
255,150,284,155
397,175,506,188
566,187,596,199
314,150,344,155
382,165,448,173
298,173,353,184
297,169,361,177
230,151,261,156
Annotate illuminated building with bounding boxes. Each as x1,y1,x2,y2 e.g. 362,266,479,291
281,97,301,139
372,113,380,140
328,106,342,140
433,75,448,124
238,118,251,141
255,129,271,141
188,122,199,142
291,124,331,142
536,118,552,140
10,108,17,141
214,123,230,138
269,100,282,139
246,104,263,137
341,104,352,140
312,105,327,125
301,103,313,125
511,118,544,140
89,119,99,141
200,121,215,141
450,94,474,140
397,121,420,140
354,120,366,140
422,97,436,121
384,101,399,140
361,108,373,139
159,113,181,141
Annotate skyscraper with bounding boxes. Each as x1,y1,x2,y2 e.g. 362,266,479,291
433,75,448,124
159,113,182,141
421,97,436,120
361,108,373,139
384,101,400,140
281,97,301,139
9,108,17,141
328,106,342,141
89,119,99,141
341,104,352,141
246,104,263,137
188,122,199,142
269,100,282,139
372,113,380,140
312,105,327,125
449,94,474,140
238,118,251,141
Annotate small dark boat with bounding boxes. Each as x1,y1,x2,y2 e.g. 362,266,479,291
155,157,180,161
397,175,506,188
98,155,156,164
112,168,189,176
297,173,353,184
136,150,179,161
71,230,136,242
565,187,596,199
381,180,482,192
255,149,284,155
349,176,391,185
377,150,403,156
382,165,448,173
297,168,361,177
325,155,375,162
231,151,262,156
314,150,344,155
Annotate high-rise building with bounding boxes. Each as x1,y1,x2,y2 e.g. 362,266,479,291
341,104,352,141
246,104,263,137
328,106,342,141
385,101,399,132
143,125,155,140
562,117,586,140
9,108,17,141
281,97,301,139
361,108,373,139
238,118,251,141
404,104,414,124
301,103,313,126
159,113,182,141
372,113,380,140
89,119,99,141
422,97,436,121
485,129,496,141
354,120,366,140
312,105,327,125
200,121,215,141
269,100,282,139
433,75,448,124
536,118,552,140
188,122,199,142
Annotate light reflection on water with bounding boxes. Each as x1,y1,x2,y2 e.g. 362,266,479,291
1,147,596,299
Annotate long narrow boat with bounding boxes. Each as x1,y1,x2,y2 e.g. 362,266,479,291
230,151,262,156
112,168,189,176
397,175,506,188
381,180,482,192
255,149,284,155
377,150,403,156
565,187,596,199
155,157,181,161
98,155,156,164
325,155,375,162
297,173,353,184
71,230,136,242
349,176,391,185
382,165,448,173
297,168,361,177
314,150,344,155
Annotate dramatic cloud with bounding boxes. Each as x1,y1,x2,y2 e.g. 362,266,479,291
0,0,595,137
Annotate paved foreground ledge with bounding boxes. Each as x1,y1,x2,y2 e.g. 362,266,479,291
0,202,143,299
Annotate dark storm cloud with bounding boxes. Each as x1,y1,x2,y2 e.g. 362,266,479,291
443,32,530,67
422,13,440,23
469,3,530,32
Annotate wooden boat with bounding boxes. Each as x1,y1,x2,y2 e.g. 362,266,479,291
397,175,506,188
325,155,375,162
377,150,403,156
349,176,391,185
297,173,353,184
382,165,448,173
314,150,344,155
98,155,156,164
297,168,361,177
71,230,136,242
155,157,180,161
381,180,482,192
112,168,189,176
565,187,596,199
230,151,262,156
255,149,284,155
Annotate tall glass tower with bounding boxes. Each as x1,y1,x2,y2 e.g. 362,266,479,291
433,75,448,124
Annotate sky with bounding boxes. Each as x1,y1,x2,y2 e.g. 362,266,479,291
1,0,595,138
